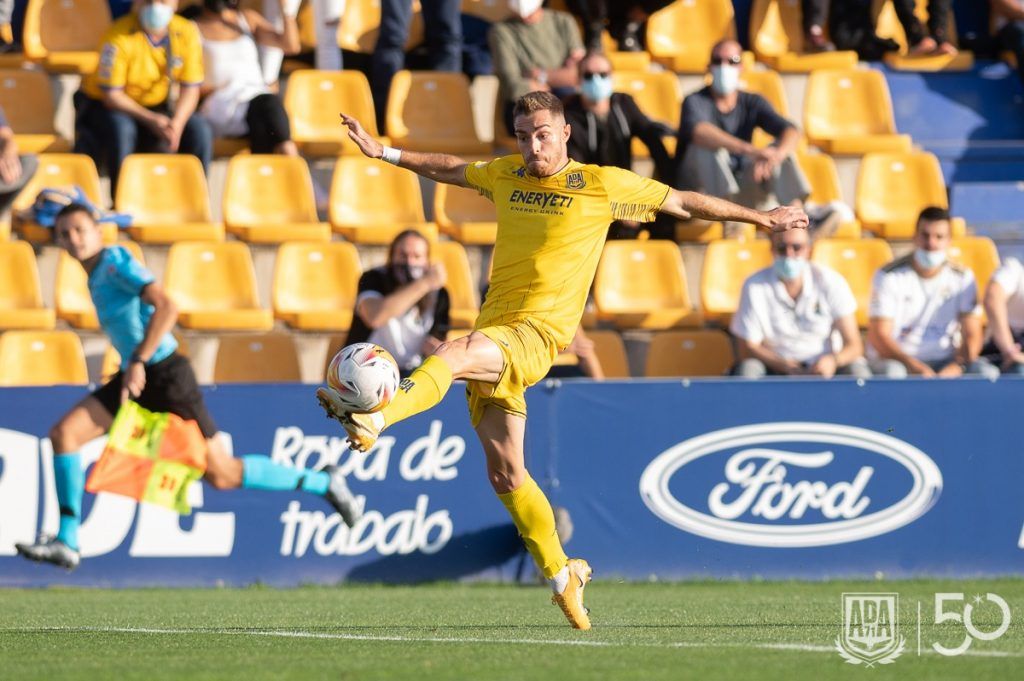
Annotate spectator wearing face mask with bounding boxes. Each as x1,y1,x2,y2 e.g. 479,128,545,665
345,230,451,376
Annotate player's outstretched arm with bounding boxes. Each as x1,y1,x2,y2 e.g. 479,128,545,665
659,189,809,233
340,113,471,187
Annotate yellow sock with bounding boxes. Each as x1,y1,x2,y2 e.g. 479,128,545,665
380,355,453,427
498,475,568,579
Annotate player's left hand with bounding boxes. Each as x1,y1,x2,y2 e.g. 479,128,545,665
121,361,146,404
764,205,809,233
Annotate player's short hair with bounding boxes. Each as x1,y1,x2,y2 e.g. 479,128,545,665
387,229,431,264
512,91,565,121
916,206,950,228
54,203,97,226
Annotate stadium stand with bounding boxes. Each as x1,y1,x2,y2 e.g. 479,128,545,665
116,155,224,243
0,330,87,386
794,151,861,238
810,237,895,327
948,235,1001,301
872,0,973,71
272,241,361,331
0,240,55,330
11,153,117,244
0,68,71,154
433,182,497,245
700,238,773,325
54,241,145,329
585,329,630,379
855,150,948,239
434,240,480,329
213,334,302,383
337,0,425,54
749,0,858,72
646,0,737,73
644,329,735,377
284,70,387,157
385,70,490,155
610,70,681,158
222,155,330,243
803,68,912,154
22,0,111,74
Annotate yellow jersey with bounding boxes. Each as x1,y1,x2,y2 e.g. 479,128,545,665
465,155,670,347
83,14,204,108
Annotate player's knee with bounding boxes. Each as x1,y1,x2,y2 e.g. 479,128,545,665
49,423,78,453
487,464,527,495
432,335,472,374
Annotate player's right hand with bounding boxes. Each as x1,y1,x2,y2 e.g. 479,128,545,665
340,113,383,159
120,362,146,404
764,205,809,233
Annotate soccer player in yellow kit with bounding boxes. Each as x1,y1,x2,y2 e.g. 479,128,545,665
318,91,808,629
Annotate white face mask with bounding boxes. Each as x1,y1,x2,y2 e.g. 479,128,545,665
914,248,947,270
710,64,741,96
508,0,543,20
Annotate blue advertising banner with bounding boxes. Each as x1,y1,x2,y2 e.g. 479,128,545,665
1,379,1022,586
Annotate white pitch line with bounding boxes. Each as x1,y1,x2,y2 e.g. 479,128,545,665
19,626,1024,659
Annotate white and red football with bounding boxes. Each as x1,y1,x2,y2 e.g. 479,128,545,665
326,343,401,413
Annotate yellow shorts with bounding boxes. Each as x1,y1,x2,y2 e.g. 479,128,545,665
466,318,560,427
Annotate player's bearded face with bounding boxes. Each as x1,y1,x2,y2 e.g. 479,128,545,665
514,110,571,177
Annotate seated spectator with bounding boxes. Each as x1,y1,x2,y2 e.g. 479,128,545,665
0,105,38,216
345,230,450,377
191,0,300,154
802,0,836,52
74,0,212,199
829,0,901,61
490,0,584,135
992,0,1024,85
730,226,869,379
547,327,606,380
892,0,958,56
983,256,1024,374
868,207,998,379
564,1,672,52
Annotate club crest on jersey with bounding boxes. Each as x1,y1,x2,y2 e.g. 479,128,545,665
514,166,526,178
566,171,585,190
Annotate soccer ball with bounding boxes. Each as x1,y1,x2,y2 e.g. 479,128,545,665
326,343,401,413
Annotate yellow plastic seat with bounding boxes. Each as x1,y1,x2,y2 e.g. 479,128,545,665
164,242,273,330
795,151,862,238
873,0,973,71
12,153,116,244
55,241,145,329
646,0,736,73
804,69,912,155
611,71,680,158
645,329,735,377
23,0,110,74
0,69,71,153
223,155,329,243
435,240,479,329
700,239,773,324
811,238,894,327
949,236,1000,299
284,70,389,156
386,70,490,155
0,220,9,241
750,0,858,71
594,240,702,329
739,68,790,117
433,183,497,245
586,329,630,378
273,241,361,331
0,330,87,386
328,156,437,244
675,221,757,242
214,334,302,383
856,151,947,239
0,241,56,329
337,0,424,53
116,155,224,243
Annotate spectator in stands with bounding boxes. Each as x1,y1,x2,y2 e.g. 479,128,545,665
992,0,1024,85
490,0,585,135
0,105,38,216
868,207,998,379
548,327,605,379
75,0,212,199
802,0,836,52
564,1,672,52
829,0,901,60
0,0,16,53
191,0,299,154
371,0,462,130
730,225,869,379
892,0,958,55
983,256,1024,374
346,230,451,377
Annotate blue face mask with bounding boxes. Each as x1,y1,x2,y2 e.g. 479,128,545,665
773,256,806,281
914,248,947,270
581,74,613,103
139,3,174,32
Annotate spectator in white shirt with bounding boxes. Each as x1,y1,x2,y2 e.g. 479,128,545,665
868,207,998,379
983,256,1024,374
730,226,869,378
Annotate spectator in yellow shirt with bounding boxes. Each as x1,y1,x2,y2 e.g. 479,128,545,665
74,0,212,199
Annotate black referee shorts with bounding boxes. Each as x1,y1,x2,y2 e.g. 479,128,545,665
91,353,218,438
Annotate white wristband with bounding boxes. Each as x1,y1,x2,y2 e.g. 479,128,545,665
380,146,402,165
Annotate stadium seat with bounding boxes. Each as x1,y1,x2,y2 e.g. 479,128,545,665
795,151,861,238
22,0,110,74
0,219,8,241
810,238,894,327
213,334,302,383
593,240,701,329
749,0,858,71
949,236,1000,299
675,221,756,242
873,0,973,71
11,153,116,244
597,30,652,71
586,329,630,378
0,330,87,386
433,183,497,244
0,69,71,153
644,330,735,377
337,0,424,53
0,241,56,329
272,241,361,331
385,70,489,155
739,68,790,117
856,151,947,239
803,70,912,155
611,71,680,158
284,70,389,156
223,155,330,243
700,239,773,324
54,241,144,329
328,156,437,244
116,155,224,243
164,242,273,330
646,0,736,73
435,240,479,329
0,22,26,68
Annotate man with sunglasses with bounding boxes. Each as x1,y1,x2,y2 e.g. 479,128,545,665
731,226,870,379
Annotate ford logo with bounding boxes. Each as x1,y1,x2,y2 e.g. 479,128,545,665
639,422,943,548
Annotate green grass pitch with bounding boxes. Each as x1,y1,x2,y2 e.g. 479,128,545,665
1,579,1022,680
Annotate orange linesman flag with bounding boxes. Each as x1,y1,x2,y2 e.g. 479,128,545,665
86,401,208,514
